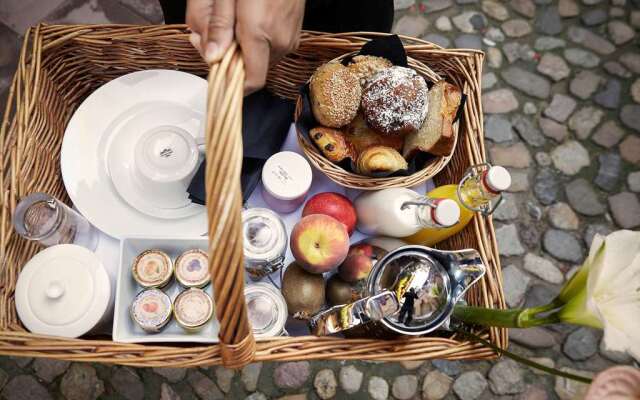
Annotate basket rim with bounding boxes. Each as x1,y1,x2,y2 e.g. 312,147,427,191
294,50,461,189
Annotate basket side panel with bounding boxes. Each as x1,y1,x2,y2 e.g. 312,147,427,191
0,24,229,367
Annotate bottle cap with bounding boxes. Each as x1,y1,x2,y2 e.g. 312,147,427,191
485,166,511,192
431,199,460,227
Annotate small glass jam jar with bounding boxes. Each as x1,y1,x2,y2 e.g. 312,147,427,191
261,151,312,214
132,249,174,288
245,283,288,339
130,288,172,333
242,208,288,281
175,249,210,288
173,288,214,331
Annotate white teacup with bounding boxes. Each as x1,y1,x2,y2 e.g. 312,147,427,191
132,125,204,209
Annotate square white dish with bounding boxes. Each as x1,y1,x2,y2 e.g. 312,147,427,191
113,236,220,343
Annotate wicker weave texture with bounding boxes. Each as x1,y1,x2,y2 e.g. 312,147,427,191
0,25,506,368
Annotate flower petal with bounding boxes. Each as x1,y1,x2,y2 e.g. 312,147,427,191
589,230,640,296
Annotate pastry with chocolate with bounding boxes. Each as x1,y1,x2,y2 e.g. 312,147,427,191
310,127,357,163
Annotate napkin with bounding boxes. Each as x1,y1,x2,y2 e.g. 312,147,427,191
187,89,294,204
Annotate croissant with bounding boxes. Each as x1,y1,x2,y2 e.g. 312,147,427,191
403,80,462,159
355,146,408,176
310,127,357,163
343,113,404,154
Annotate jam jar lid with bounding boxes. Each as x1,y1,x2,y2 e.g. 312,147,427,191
130,288,172,332
261,151,312,200
132,249,173,288
242,208,287,263
245,283,288,339
15,244,112,338
175,249,210,288
368,247,452,335
173,288,214,330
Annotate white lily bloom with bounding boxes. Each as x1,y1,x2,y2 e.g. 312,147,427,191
559,230,640,361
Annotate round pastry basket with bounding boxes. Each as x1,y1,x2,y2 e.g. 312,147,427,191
294,52,460,189
1,26,504,369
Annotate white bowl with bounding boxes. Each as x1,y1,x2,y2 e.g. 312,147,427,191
113,236,219,343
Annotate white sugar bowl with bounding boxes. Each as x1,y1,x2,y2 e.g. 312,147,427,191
15,244,113,338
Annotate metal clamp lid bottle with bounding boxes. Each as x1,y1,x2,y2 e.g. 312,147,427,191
456,163,511,216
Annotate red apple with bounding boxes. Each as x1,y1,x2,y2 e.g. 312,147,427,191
302,192,357,236
338,243,386,283
290,214,350,274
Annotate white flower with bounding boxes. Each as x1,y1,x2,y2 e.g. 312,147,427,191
559,230,640,360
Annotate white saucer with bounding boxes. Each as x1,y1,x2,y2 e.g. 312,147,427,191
61,70,208,238
106,102,204,219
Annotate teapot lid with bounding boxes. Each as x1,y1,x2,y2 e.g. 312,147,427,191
368,247,452,335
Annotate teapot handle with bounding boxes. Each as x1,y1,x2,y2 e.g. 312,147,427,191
309,291,399,336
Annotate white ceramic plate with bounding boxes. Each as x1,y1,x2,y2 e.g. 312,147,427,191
61,70,208,238
113,236,220,343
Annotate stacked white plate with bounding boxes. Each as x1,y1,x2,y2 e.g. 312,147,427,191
61,70,209,239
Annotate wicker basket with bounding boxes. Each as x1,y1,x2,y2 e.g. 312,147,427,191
295,52,459,189
0,25,506,368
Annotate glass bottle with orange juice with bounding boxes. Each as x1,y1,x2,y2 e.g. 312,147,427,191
404,164,511,246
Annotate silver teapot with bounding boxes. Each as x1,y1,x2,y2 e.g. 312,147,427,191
310,238,486,336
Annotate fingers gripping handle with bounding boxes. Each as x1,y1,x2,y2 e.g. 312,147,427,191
205,43,256,368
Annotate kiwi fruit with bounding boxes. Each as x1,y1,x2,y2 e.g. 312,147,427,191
281,262,325,319
326,275,351,305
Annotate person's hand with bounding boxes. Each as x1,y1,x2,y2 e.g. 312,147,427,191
187,0,305,94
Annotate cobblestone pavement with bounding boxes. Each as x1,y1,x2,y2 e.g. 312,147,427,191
1,0,639,399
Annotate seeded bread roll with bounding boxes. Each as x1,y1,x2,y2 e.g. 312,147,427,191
361,66,428,136
355,146,408,176
310,127,357,163
309,63,362,128
347,55,393,86
403,80,462,159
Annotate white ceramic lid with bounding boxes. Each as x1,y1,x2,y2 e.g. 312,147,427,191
261,151,313,200
15,244,111,338
432,199,460,227
485,166,511,192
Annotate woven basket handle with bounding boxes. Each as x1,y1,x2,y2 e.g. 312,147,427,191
205,43,255,368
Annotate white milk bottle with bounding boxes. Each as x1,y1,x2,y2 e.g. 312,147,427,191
354,188,460,237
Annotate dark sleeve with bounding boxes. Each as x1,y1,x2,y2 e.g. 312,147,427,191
303,0,394,33
159,0,394,33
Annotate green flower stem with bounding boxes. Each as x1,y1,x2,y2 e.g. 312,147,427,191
453,302,563,329
456,328,593,384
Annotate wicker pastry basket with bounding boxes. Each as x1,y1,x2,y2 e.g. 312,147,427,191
0,25,506,368
295,53,459,189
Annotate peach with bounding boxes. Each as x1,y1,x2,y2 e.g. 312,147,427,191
338,243,386,283
302,192,357,235
290,214,350,274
